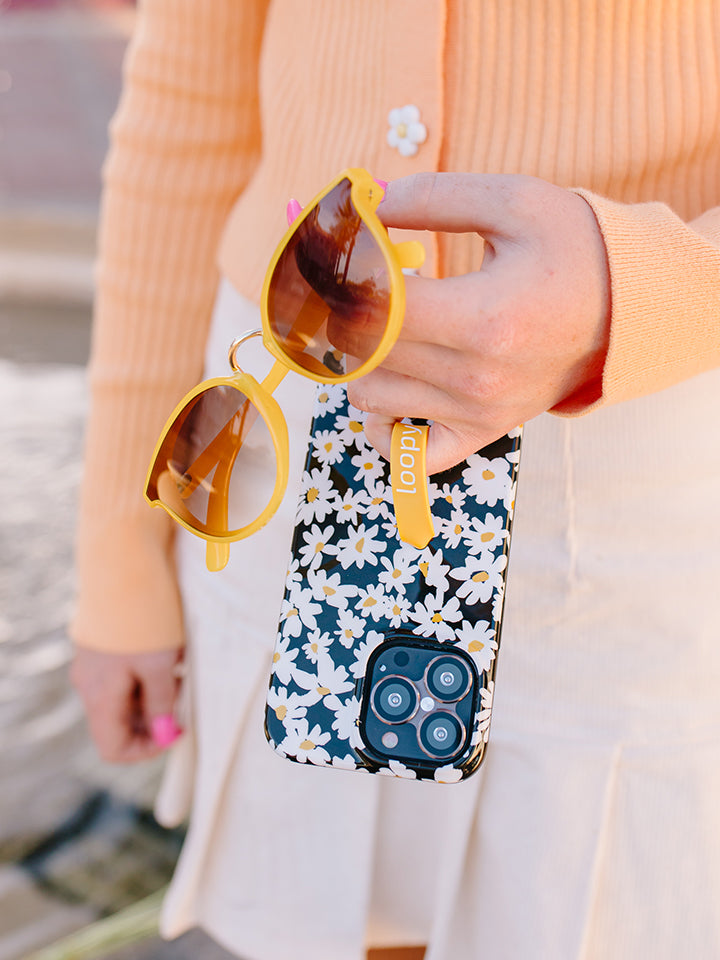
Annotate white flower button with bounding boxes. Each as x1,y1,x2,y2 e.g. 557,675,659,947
387,104,427,157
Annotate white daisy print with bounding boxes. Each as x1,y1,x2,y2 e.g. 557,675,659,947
335,523,386,570
380,515,401,542
411,592,463,642
472,683,495,744
454,620,498,673
270,632,300,684
449,552,507,605
438,506,472,550
279,718,332,765
504,479,518,515
349,631,384,678
285,584,322,632
428,479,467,513
492,579,506,622
504,426,522,456
309,652,355,697
333,411,368,448
462,512,508,555
364,479,393,521
462,455,512,507
417,547,451,594
298,523,337,569
284,556,304,591
385,593,413,628
311,429,345,466
301,628,333,664
266,685,309,724
296,465,339,524
278,597,304,640
334,487,371,526
292,658,351,701
325,694,362,742
307,567,358,610
378,548,418,592
434,765,463,784
350,445,385,485
378,759,417,779
314,383,345,416
354,583,387,622
336,608,367,648
332,754,360,771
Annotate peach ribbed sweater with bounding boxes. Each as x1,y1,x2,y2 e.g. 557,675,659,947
74,0,720,653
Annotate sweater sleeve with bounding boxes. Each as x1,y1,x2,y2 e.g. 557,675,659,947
554,192,720,415
72,0,270,653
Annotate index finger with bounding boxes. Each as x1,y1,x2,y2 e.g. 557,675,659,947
379,171,536,237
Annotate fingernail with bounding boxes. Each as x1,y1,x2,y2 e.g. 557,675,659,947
286,198,302,225
151,714,183,747
373,178,389,202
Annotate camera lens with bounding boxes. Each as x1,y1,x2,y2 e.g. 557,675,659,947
371,676,418,724
425,655,471,702
419,712,464,759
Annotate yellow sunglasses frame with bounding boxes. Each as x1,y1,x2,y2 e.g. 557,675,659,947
145,168,427,571
260,167,424,382
144,342,290,571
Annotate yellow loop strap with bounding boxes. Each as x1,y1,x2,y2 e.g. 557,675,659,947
391,421,435,549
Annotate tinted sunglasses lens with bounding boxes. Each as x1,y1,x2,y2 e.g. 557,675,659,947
268,177,391,379
146,385,277,537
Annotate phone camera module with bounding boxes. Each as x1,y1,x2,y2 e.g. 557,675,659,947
425,655,471,702
372,676,418,724
419,712,464,759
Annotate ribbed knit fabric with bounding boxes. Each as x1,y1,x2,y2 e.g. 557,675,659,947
74,0,720,653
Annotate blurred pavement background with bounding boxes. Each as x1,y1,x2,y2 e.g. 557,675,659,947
0,2,234,957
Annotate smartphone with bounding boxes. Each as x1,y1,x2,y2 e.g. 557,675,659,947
264,384,521,783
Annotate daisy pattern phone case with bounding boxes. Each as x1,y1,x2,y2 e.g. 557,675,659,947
264,385,521,783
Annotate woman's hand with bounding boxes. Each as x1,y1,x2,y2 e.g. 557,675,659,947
349,172,611,473
71,646,184,763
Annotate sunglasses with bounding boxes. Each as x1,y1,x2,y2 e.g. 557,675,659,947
144,169,429,571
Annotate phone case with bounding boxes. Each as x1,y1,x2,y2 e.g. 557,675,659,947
264,384,521,783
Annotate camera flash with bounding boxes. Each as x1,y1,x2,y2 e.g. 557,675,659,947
420,696,435,712
381,731,399,749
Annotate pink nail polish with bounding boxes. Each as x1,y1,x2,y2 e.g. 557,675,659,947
373,178,389,201
151,714,183,747
286,198,302,225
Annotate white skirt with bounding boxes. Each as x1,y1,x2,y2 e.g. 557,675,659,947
155,279,720,960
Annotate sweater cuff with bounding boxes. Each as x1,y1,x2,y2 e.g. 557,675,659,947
553,190,720,416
